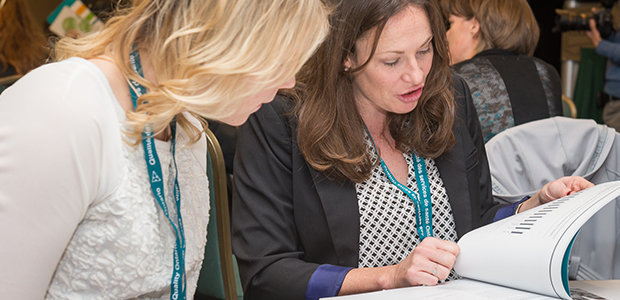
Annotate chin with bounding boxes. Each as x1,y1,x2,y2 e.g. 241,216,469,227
219,115,248,127
393,103,418,115
225,118,247,127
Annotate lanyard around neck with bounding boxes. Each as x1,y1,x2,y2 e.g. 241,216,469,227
129,50,186,300
365,129,434,241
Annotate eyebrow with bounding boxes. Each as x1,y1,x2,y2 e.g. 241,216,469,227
420,36,433,48
377,36,434,55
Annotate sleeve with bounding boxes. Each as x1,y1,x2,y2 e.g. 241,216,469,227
493,196,530,221
232,98,325,300
0,63,115,299
306,265,353,300
597,38,620,64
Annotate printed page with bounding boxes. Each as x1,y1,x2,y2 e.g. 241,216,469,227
320,279,559,300
454,181,620,299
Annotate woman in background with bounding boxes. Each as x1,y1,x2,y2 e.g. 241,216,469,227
443,0,563,142
0,0,329,298
0,0,48,77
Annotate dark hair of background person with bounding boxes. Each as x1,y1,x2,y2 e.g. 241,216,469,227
291,0,455,183
442,0,540,56
0,0,49,76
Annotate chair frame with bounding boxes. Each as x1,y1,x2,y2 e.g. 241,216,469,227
204,129,237,300
562,95,578,118
0,74,22,86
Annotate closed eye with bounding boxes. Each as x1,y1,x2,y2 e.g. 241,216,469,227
384,58,400,67
418,48,432,56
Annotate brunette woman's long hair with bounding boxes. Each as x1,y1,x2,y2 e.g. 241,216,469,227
0,0,49,75
293,0,455,183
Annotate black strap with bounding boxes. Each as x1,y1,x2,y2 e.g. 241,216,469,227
486,55,550,126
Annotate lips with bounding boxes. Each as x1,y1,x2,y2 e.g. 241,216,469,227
397,87,423,103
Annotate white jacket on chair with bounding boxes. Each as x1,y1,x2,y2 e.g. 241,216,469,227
485,116,620,280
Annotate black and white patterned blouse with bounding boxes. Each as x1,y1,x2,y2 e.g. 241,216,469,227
356,136,459,280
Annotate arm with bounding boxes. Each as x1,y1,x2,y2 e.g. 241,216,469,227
232,98,323,300
452,74,505,225
586,18,603,48
0,64,109,298
338,237,459,295
587,17,620,64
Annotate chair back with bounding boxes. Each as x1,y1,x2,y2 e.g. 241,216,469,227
195,128,241,300
562,95,578,118
0,74,22,94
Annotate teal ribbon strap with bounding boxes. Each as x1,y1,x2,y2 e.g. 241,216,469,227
366,130,434,240
129,50,186,300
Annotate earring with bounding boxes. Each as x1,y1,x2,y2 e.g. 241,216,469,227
344,67,350,72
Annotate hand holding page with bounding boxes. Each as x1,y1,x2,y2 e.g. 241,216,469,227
454,180,620,299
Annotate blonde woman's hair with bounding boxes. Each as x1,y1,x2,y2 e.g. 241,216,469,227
54,0,330,144
443,0,539,56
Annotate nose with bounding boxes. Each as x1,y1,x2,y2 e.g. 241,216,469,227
401,60,424,85
279,76,296,89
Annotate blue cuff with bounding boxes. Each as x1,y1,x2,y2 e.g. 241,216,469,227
494,196,530,221
305,264,353,300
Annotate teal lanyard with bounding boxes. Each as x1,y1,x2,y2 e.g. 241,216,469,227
129,50,186,300
366,130,434,241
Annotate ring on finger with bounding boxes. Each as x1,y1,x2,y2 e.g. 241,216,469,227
431,263,438,276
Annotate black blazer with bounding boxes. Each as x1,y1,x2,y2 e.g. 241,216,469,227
231,75,504,300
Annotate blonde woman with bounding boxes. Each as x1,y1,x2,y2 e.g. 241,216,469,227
0,0,329,299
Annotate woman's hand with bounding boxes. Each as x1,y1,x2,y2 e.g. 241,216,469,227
518,176,594,213
385,237,460,288
339,237,459,295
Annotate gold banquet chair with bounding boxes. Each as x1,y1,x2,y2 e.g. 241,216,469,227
195,128,243,300
562,94,578,119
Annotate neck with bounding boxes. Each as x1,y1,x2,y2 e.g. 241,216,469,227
138,49,159,86
359,107,389,142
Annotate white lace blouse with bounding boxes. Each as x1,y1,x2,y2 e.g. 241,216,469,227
0,58,210,299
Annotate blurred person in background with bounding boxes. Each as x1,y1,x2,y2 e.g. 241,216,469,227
587,7,620,132
443,0,563,142
0,0,49,78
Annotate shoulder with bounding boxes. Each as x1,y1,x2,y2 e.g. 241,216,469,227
452,57,489,73
451,58,496,88
6,58,121,124
451,73,480,136
530,57,560,75
247,94,297,134
451,74,470,106
258,94,295,118
238,95,297,156
0,58,126,210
